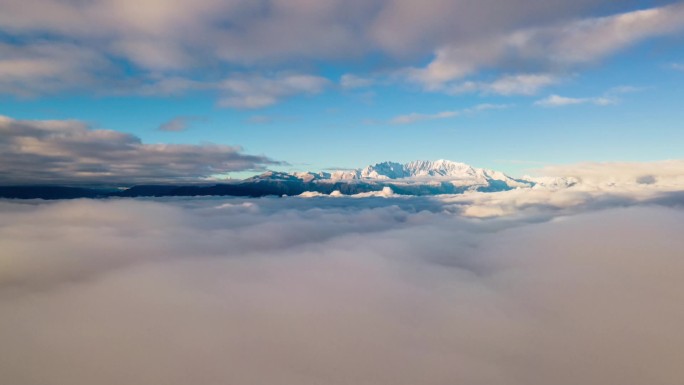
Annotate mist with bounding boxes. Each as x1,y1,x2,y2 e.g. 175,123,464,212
1,193,683,385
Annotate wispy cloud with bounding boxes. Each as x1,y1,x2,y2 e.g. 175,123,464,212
246,115,274,124
450,74,559,96
391,103,510,124
391,111,459,125
534,94,614,107
158,116,204,132
218,74,330,109
404,3,684,93
534,86,640,107
0,42,115,97
340,74,375,89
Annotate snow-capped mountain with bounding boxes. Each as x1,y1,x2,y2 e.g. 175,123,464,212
0,161,536,199
249,160,533,194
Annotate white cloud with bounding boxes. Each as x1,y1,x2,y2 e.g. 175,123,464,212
391,103,510,124
534,86,643,107
534,94,615,107
0,115,278,184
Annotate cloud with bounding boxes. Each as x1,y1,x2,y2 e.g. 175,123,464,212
1,176,684,384
217,74,330,109
391,103,509,124
0,115,278,185
158,116,204,132
534,94,615,107
0,42,116,96
452,74,560,96
534,86,642,107
1,0,680,103
340,74,375,89
391,110,459,125
0,0,372,101
405,3,684,92
671,63,684,71
536,159,684,188
0,0,605,69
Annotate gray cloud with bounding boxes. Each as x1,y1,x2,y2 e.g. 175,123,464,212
1,183,684,384
0,115,278,185
1,0,678,103
0,42,117,96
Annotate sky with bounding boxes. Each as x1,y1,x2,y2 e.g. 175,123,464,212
1,0,684,181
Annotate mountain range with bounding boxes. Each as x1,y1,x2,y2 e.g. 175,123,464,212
0,160,548,199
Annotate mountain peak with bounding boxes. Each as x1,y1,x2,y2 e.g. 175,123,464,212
250,160,532,191
354,159,479,180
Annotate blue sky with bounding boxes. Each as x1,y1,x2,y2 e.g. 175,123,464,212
1,0,684,181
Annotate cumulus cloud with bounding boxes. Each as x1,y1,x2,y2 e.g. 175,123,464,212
1,178,684,384
0,115,278,185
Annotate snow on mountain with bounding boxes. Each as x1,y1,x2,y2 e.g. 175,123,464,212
252,160,533,191
345,160,531,188
360,161,407,179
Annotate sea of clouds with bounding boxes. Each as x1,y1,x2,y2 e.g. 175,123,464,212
1,176,684,385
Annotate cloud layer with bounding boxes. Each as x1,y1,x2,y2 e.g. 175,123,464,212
0,115,278,184
406,3,684,92
1,1,682,103
1,180,684,384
